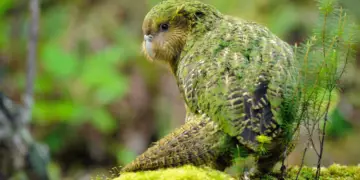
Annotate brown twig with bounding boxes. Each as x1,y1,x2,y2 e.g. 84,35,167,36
315,92,332,179
296,141,310,180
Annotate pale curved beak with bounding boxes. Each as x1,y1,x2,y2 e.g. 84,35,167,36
144,35,154,58
144,35,153,42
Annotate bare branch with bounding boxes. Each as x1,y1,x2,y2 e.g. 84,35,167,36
296,141,310,180
24,0,39,115
315,92,332,179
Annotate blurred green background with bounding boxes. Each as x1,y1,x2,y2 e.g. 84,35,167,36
0,0,359,179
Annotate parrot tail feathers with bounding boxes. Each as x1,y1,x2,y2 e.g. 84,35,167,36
121,118,235,172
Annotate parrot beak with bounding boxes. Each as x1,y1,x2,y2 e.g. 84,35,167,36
144,35,153,42
144,35,154,58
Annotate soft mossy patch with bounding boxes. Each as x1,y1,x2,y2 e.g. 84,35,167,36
113,164,360,180
114,165,234,180
283,164,360,180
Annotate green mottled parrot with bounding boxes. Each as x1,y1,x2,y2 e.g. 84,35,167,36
122,0,298,175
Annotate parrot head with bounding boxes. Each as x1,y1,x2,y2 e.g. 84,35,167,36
142,0,221,67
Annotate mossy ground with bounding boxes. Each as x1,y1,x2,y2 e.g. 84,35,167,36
113,164,360,180
281,164,360,180
114,165,235,180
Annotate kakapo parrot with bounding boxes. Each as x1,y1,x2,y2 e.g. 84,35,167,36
122,0,299,175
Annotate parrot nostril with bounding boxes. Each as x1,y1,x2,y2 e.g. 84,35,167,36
144,35,153,42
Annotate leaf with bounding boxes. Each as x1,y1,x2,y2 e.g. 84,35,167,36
91,108,116,133
33,100,78,124
34,75,56,94
80,58,115,86
80,52,129,104
41,42,79,79
41,5,72,39
0,0,13,17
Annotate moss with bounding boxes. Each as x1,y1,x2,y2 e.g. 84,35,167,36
283,164,360,180
112,164,360,180
114,165,234,180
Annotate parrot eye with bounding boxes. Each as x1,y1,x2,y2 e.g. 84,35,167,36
195,11,205,18
160,23,169,32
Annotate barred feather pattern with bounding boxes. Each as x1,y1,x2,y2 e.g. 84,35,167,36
177,16,296,151
121,113,236,172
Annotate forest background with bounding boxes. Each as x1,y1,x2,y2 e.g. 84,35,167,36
0,0,359,179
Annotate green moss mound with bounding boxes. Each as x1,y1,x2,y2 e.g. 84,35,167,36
114,164,360,180
115,165,234,180
283,164,360,180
